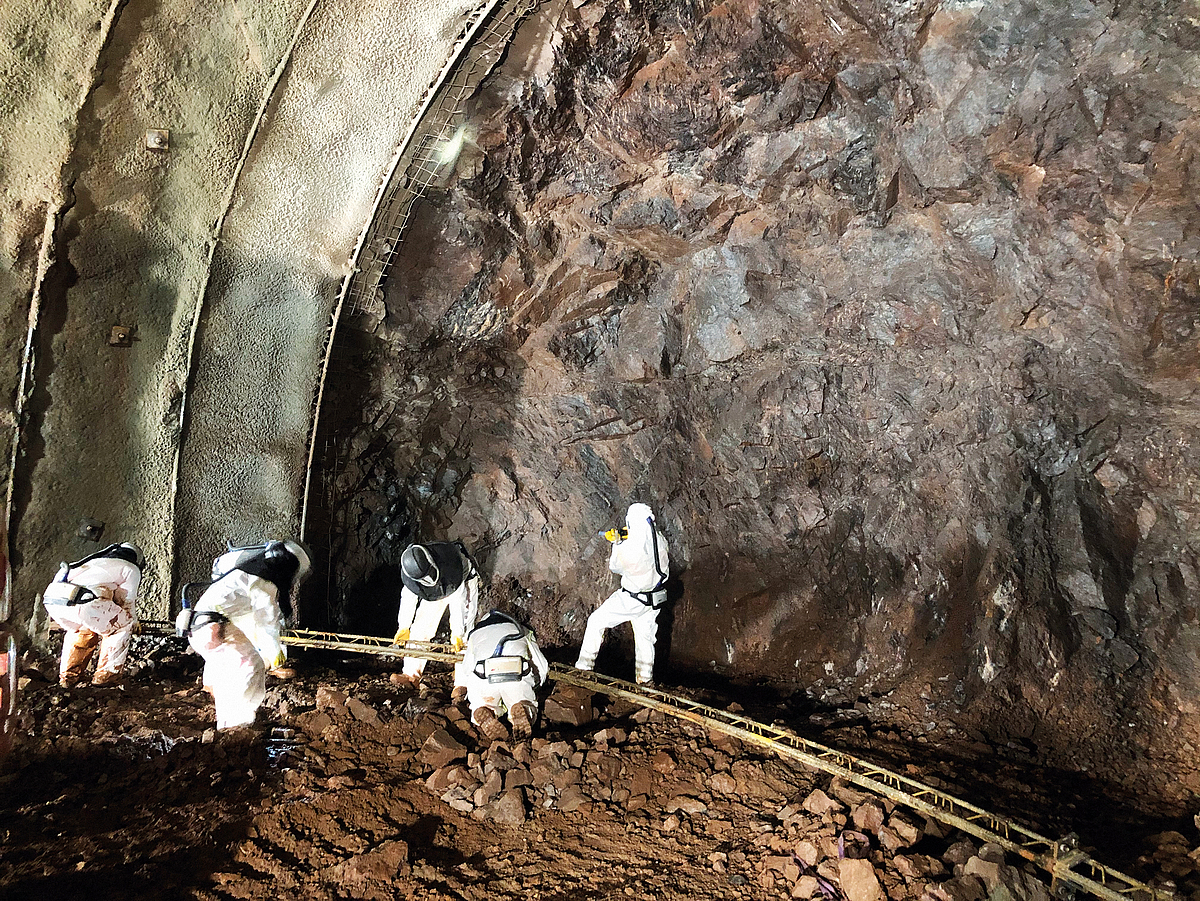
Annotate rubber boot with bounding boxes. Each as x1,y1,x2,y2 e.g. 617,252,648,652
510,701,536,740
91,669,124,686
60,629,100,687
473,706,509,741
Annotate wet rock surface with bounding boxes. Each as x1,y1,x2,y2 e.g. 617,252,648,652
311,0,1200,814
2,641,1193,900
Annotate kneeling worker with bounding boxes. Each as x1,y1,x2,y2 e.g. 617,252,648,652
43,542,144,687
394,541,479,685
576,503,669,684
454,610,547,740
177,540,311,730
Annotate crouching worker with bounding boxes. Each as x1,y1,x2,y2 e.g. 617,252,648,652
176,540,311,730
393,541,479,685
43,543,144,687
576,503,669,684
453,610,547,740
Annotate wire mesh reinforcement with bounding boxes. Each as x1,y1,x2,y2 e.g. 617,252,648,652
138,624,1171,901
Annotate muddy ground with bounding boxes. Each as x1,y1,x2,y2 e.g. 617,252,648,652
0,636,1194,901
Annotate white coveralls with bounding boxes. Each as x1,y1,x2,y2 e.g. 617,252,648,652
576,503,669,684
189,569,287,730
43,557,141,686
455,616,548,724
397,571,479,678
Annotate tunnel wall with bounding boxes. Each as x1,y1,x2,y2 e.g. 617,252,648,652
0,0,481,629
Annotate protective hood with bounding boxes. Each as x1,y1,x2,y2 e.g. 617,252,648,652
625,503,655,530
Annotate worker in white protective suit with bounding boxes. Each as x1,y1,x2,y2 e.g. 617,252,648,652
42,543,144,687
177,540,311,730
575,503,670,684
452,610,548,740
393,541,479,685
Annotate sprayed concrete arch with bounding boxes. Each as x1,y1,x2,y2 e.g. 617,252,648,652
0,0,495,631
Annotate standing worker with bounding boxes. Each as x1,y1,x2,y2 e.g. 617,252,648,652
176,540,310,730
42,542,144,687
453,610,548,740
575,503,669,684
393,541,479,685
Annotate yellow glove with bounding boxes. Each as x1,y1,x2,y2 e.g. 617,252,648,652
602,528,628,543
268,651,286,670
452,636,465,652
393,628,410,644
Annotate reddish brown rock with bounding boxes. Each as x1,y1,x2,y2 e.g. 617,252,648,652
418,728,467,769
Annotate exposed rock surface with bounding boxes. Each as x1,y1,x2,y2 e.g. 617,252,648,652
315,0,1200,807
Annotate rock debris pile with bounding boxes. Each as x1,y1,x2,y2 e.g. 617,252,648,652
1,649,1191,901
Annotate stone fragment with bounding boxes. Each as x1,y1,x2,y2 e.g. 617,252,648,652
793,841,819,867
793,875,819,898
963,857,1002,890
332,839,409,890
711,772,737,794
305,710,332,734
1109,639,1140,673
852,800,886,833
651,750,676,772
829,778,871,809
316,686,348,711
503,767,533,791
346,697,379,724
593,727,627,744
542,685,594,726
925,875,987,901
661,814,681,832
943,840,977,867
441,786,474,813
418,728,467,768
838,858,883,901
802,788,842,816
886,813,922,846
666,795,708,815
426,765,464,794
1078,608,1117,640
473,768,503,807
893,855,946,880
976,843,1005,864
487,789,527,825
558,784,588,812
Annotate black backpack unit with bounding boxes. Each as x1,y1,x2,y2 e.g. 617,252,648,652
400,541,473,602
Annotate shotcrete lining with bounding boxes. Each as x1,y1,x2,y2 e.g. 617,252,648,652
3,0,314,630
174,0,482,592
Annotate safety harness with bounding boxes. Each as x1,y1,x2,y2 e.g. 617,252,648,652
625,516,669,609
175,544,279,638
472,612,533,684
43,545,139,607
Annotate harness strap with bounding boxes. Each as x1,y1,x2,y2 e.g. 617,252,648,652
625,587,667,608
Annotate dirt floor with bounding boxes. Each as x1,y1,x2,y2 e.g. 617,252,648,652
0,636,1193,901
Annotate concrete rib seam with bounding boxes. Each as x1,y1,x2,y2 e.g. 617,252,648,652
3,0,130,573
166,0,323,576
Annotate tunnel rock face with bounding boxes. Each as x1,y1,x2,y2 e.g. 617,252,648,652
318,0,1200,797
